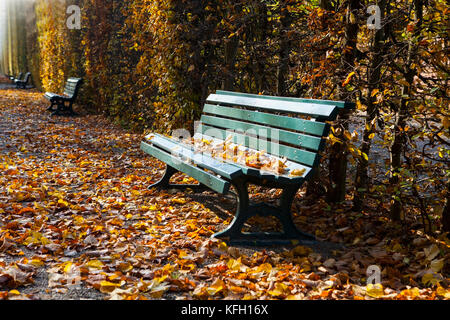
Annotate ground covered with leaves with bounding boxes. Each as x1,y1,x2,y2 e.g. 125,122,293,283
0,87,448,300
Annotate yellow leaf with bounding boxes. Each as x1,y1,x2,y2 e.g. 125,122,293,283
63,262,74,274
73,216,85,225
422,273,439,286
366,284,384,298
227,257,242,272
172,198,186,205
85,260,104,270
58,199,69,208
254,263,272,274
286,294,304,300
206,279,226,296
342,72,355,86
218,241,228,251
371,89,380,97
368,133,375,139
29,259,45,267
268,283,289,297
117,262,133,273
436,285,450,299
344,130,352,140
430,259,444,273
23,231,49,246
290,168,306,177
356,100,364,110
8,290,21,296
400,287,420,299
100,281,123,293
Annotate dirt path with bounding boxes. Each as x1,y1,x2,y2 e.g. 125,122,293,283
0,86,446,300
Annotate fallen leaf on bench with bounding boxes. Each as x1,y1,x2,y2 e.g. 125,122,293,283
201,139,211,145
290,169,306,177
246,155,264,169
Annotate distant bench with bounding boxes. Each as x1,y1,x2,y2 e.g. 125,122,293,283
9,72,23,82
141,90,354,245
44,78,83,116
15,72,31,89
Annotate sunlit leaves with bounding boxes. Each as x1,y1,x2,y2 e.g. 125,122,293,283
1,68,448,301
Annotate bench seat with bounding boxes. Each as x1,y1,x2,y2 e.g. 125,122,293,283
44,92,70,100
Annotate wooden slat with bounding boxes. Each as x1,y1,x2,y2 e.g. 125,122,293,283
67,78,82,83
147,134,242,180
140,141,231,194
63,79,82,97
203,104,329,137
65,83,77,89
206,94,339,120
216,90,356,110
200,115,325,152
198,124,319,167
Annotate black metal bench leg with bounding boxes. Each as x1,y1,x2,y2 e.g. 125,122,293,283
52,101,71,116
66,102,77,116
47,101,56,112
213,181,315,245
148,165,208,192
213,178,250,240
277,186,315,241
149,165,177,189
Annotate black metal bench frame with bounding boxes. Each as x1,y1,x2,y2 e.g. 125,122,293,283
44,78,83,116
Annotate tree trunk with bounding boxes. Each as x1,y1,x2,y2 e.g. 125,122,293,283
276,9,292,96
255,2,268,93
327,0,360,203
320,0,332,11
222,35,239,91
389,0,423,221
353,0,386,211
443,183,450,232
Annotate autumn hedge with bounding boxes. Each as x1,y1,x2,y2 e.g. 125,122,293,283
0,0,448,232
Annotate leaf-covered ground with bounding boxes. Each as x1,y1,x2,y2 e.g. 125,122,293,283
0,86,448,300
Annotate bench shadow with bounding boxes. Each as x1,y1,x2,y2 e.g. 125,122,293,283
183,189,237,222
182,185,345,256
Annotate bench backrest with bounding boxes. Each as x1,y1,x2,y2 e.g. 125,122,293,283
196,91,347,170
17,72,23,81
215,90,356,111
63,78,83,99
23,72,31,83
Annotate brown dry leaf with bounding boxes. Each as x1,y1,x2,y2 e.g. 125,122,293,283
0,237,15,252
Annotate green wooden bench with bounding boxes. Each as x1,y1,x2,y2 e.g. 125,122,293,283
44,78,83,116
9,72,23,82
140,90,355,245
15,72,31,89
